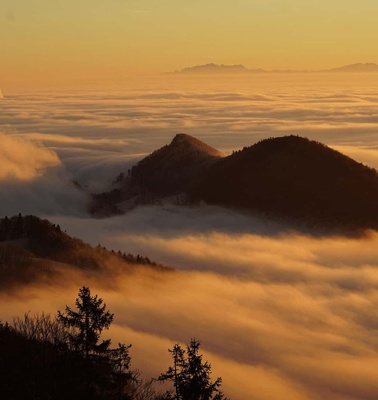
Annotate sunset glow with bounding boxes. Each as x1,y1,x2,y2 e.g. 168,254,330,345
2,2,378,400
2,0,378,85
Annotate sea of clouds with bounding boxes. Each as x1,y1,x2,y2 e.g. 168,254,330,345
1,74,378,399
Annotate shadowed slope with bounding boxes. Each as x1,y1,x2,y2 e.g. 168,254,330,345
189,135,378,231
0,215,169,288
91,134,378,233
130,133,224,194
91,134,224,214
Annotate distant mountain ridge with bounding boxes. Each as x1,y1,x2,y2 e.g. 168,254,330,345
91,134,378,233
177,63,266,74
324,63,378,72
172,63,378,74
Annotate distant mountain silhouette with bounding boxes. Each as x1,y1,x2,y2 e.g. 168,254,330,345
175,63,266,74
90,134,224,215
91,134,378,233
324,63,378,72
171,63,378,74
0,214,168,287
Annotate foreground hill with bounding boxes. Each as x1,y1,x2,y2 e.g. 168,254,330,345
91,134,378,233
0,214,168,287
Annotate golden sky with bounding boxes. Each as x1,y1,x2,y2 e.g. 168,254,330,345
2,0,378,83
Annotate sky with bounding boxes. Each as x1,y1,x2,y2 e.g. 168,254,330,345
2,0,378,84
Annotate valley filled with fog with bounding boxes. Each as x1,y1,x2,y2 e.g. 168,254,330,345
1,74,378,399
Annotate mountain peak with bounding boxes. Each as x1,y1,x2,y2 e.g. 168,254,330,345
128,134,224,195
170,133,225,157
173,132,193,140
171,133,198,145
90,134,225,213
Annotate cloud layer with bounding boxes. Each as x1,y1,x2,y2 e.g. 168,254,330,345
1,75,378,399
1,208,378,400
2,74,378,193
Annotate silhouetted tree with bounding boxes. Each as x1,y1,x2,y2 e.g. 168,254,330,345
16,213,23,237
58,287,115,399
2,289,175,400
58,287,139,399
159,344,186,399
13,311,70,344
159,339,228,400
58,286,113,358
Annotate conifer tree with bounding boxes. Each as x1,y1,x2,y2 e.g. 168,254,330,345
159,344,186,399
159,339,228,400
57,287,135,399
57,286,114,358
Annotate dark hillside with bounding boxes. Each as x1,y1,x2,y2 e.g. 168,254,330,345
91,134,224,214
189,135,378,230
0,215,169,287
129,133,224,195
90,133,378,232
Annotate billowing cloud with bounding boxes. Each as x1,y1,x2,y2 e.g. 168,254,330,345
0,133,86,217
0,133,60,182
2,76,378,399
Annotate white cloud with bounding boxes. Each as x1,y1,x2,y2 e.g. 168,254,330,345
0,133,60,181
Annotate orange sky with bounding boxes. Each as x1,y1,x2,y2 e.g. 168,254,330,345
1,0,378,84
